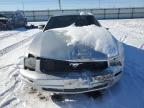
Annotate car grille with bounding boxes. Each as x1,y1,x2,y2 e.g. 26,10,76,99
39,58,108,74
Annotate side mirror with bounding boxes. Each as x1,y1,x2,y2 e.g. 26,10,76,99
106,28,109,30
38,24,45,29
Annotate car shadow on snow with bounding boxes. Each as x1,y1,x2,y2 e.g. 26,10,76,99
51,91,104,102
51,43,144,108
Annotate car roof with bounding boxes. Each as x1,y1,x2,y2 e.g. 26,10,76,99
51,14,93,17
51,12,93,17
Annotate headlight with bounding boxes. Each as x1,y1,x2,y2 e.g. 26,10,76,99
109,56,122,66
24,57,36,71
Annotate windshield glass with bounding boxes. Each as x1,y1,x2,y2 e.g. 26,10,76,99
44,15,101,31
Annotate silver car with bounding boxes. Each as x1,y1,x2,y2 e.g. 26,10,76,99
20,14,124,94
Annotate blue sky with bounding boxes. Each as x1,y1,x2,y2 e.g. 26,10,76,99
0,0,144,11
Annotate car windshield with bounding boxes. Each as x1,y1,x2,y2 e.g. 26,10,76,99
44,15,101,31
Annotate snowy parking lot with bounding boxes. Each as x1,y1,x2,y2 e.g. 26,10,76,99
0,18,144,108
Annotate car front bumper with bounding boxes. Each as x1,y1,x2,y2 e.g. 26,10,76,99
20,66,122,94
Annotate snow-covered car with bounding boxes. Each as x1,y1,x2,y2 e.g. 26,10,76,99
11,11,27,28
20,14,124,94
0,14,13,30
0,11,27,30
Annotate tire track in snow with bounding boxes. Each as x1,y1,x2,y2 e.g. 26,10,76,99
0,65,21,108
0,80,19,98
0,36,34,57
0,64,14,70
0,97,17,108
0,29,40,51
0,28,27,38
0,32,21,40
0,31,18,37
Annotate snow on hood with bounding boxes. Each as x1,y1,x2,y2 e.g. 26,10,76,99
29,25,118,60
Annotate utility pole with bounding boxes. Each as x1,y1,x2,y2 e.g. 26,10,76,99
99,0,100,8
21,0,25,17
21,0,25,11
58,0,61,10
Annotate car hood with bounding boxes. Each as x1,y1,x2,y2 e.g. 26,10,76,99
29,25,119,60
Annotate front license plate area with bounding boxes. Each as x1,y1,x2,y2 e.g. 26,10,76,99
64,79,80,89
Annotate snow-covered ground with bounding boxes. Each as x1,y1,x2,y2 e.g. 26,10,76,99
0,18,144,108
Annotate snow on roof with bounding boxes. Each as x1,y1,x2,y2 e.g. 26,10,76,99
51,11,93,17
